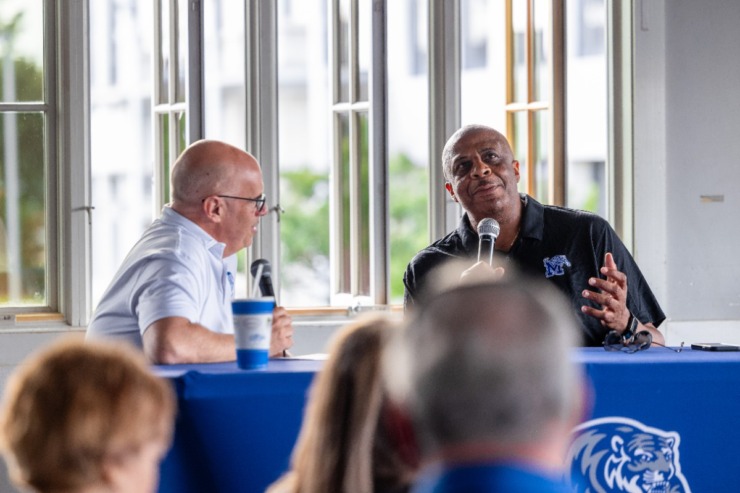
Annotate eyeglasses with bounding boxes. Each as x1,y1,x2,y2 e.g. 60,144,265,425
204,194,267,212
604,329,652,353
603,330,684,353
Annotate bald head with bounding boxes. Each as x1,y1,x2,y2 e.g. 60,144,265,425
442,124,514,181
171,140,261,206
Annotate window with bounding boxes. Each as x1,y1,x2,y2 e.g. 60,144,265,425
460,0,562,205
505,0,562,204
459,0,608,218
86,0,618,322
90,0,154,305
0,0,53,312
566,0,607,217
277,0,429,307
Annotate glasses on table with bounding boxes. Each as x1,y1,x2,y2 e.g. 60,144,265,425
603,330,684,353
203,194,267,213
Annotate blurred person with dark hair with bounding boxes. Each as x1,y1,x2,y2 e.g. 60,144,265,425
386,278,585,493
268,313,417,493
0,337,176,493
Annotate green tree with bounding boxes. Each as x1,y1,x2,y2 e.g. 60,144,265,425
388,153,428,302
278,151,428,305
0,13,46,303
279,168,331,265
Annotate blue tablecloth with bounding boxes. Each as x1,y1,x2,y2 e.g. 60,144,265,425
154,348,740,493
155,360,319,493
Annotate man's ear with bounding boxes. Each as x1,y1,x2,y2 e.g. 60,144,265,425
202,196,225,223
512,160,521,182
445,182,458,202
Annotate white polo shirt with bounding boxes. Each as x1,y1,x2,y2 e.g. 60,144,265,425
87,206,236,349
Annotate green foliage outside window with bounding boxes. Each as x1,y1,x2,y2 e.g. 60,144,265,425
278,151,428,304
388,153,427,302
0,54,45,305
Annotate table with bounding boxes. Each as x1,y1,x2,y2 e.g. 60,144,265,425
154,348,740,493
154,360,319,493
570,347,740,492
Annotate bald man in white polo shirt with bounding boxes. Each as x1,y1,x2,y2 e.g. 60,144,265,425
87,140,293,364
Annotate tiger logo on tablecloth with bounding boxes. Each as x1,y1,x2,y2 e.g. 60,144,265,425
566,417,691,493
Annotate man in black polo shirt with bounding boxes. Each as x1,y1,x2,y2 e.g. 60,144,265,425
403,124,665,347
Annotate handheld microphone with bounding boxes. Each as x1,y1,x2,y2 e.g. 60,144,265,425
477,218,500,265
250,258,275,297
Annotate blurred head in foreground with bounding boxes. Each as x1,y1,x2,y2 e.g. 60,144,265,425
268,313,416,493
0,337,176,493
386,276,584,478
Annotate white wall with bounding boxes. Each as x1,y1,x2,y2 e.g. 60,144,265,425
634,0,740,345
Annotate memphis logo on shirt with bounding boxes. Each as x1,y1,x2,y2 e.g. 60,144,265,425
543,255,571,278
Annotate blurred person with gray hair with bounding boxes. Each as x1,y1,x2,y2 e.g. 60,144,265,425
386,277,585,493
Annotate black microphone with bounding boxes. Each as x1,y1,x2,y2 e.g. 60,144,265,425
477,218,500,265
250,258,275,297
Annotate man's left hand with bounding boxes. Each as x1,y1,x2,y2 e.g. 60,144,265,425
580,252,630,332
270,306,293,357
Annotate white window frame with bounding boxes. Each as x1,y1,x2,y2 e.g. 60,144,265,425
51,0,631,329
0,0,89,327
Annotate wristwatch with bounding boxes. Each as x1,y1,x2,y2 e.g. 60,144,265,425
623,313,639,340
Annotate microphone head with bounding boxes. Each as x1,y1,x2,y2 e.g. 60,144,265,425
477,218,500,239
250,258,271,277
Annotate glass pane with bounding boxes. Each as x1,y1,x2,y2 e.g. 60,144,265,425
90,0,154,306
511,0,527,103
566,0,607,216
277,0,332,306
387,0,429,304
0,112,45,306
203,0,245,147
175,0,188,103
159,113,171,182
0,0,44,102
357,112,370,296
407,0,427,75
177,111,187,156
533,0,549,102
534,109,549,202
337,112,351,295
461,0,506,128
357,0,370,101
461,0,488,70
510,110,528,194
157,0,171,103
337,0,350,102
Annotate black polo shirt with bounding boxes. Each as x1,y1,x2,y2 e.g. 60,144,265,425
403,194,666,347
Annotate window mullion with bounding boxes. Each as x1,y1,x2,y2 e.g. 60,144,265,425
348,0,360,297
329,0,344,301
166,0,178,207
526,0,535,196
57,0,88,324
368,0,388,304
428,0,461,239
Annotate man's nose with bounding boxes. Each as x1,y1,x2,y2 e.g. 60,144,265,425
471,157,491,177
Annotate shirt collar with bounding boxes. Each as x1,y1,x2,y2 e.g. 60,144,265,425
456,193,544,244
161,205,227,259
519,193,544,241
